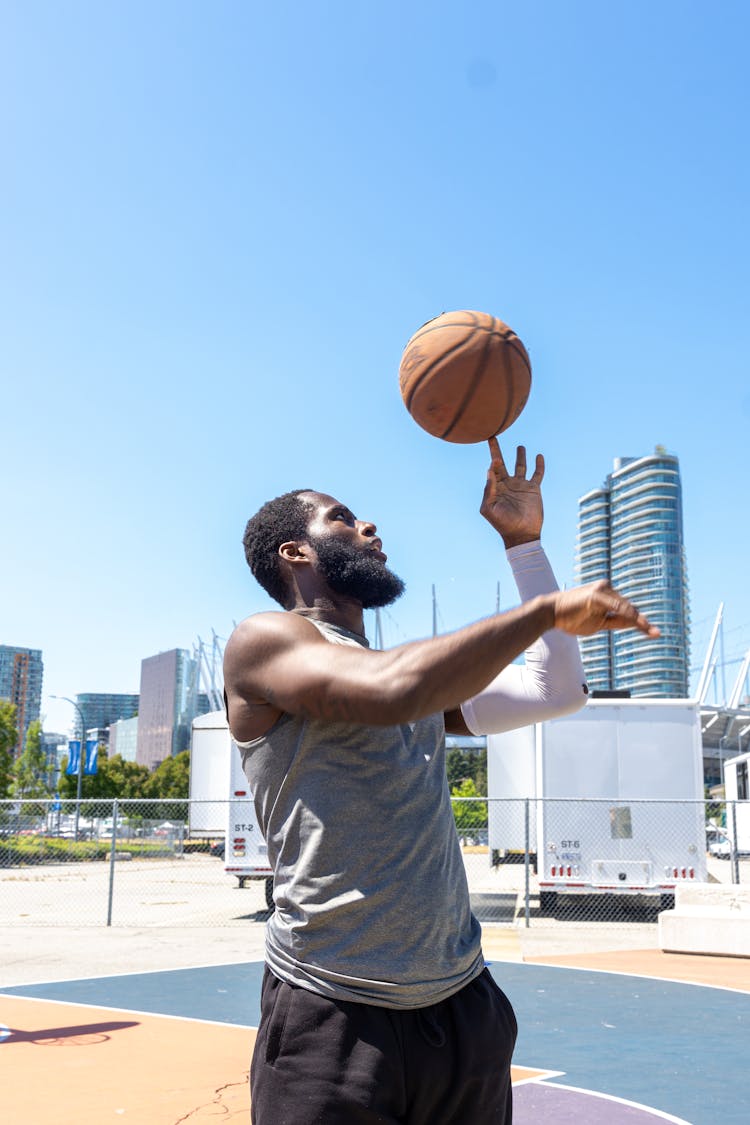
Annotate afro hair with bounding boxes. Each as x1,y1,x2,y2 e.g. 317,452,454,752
243,489,315,608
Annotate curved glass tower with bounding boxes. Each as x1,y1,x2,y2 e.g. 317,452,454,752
577,487,612,690
576,449,690,698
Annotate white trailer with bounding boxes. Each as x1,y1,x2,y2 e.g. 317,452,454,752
189,711,232,837
488,699,707,912
723,749,750,855
190,711,273,905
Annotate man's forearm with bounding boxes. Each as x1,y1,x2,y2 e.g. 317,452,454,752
460,542,588,734
378,596,556,723
503,541,587,700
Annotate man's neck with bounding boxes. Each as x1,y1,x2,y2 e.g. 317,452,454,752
291,598,366,639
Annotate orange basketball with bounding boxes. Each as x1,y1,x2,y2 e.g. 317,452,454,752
399,310,531,443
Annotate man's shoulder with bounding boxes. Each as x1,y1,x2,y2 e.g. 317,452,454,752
226,611,322,657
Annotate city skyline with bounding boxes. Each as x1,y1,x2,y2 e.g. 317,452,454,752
3,4,749,733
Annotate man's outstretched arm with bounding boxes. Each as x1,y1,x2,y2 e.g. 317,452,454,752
224,583,656,733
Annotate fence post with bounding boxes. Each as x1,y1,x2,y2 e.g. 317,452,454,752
729,800,740,886
524,798,530,928
107,798,118,926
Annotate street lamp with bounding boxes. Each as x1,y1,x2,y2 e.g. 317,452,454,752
50,695,87,842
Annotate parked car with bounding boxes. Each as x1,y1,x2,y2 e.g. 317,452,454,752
706,826,731,859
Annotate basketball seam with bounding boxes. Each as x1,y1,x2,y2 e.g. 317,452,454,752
439,329,497,440
496,371,520,433
408,310,481,341
488,317,528,435
402,330,481,410
407,322,530,376
409,314,510,338
503,335,531,374
409,321,505,343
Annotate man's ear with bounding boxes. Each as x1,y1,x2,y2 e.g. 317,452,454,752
278,540,311,565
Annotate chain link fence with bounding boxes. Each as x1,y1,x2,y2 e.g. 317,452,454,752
1,797,748,928
457,796,749,927
0,798,270,928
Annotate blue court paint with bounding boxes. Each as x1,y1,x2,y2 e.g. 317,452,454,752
0,962,266,1027
2,960,746,1124
490,962,748,1125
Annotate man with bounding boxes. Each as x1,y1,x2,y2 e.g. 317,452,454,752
224,439,658,1124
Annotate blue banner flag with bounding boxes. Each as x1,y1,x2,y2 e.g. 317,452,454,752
84,739,98,775
66,740,81,776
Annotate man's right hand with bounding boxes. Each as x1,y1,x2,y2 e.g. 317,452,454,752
548,580,660,638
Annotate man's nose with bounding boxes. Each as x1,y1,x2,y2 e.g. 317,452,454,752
358,520,377,537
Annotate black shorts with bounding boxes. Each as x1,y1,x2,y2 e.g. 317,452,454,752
251,966,518,1124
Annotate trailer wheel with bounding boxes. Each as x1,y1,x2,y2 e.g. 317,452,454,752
265,877,274,911
539,891,557,914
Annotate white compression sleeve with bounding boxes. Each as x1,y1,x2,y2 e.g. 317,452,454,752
459,541,589,735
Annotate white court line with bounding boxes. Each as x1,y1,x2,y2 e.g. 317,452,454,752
520,958,750,997
0,955,261,990
0,991,258,1032
534,1080,694,1124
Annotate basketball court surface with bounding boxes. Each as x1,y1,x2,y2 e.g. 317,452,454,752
2,942,747,1124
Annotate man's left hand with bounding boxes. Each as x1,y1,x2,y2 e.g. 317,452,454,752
480,437,544,549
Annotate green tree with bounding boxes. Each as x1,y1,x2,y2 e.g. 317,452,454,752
10,719,50,800
58,748,151,801
446,746,470,789
104,754,152,799
144,750,190,821
446,746,487,794
146,750,190,800
473,749,487,797
450,777,488,834
0,702,19,799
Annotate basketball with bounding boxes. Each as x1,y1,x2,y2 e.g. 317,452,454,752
398,310,532,443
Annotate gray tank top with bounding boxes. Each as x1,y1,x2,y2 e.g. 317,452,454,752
234,618,483,1009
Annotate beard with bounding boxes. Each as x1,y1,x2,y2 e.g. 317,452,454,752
310,535,406,609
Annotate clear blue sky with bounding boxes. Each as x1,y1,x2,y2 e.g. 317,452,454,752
2,1,748,733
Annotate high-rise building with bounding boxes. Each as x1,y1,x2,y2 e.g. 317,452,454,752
576,448,690,698
136,649,210,770
0,645,43,756
73,693,139,741
109,715,139,762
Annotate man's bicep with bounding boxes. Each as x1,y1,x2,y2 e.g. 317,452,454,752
258,640,387,722
226,616,327,700
249,637,332,710
227,619,387,723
